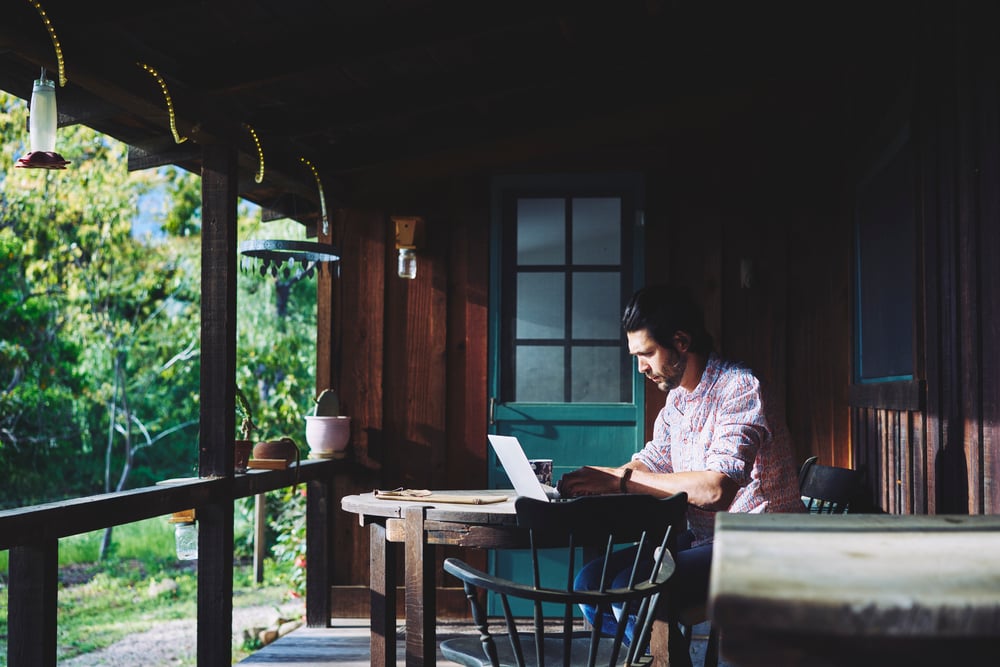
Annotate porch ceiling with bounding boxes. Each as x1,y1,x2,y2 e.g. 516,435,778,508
0,0,852,228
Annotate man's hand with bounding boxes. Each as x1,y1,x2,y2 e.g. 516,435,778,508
556,465,626,498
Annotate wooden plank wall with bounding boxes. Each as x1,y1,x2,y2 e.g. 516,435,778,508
312,4,1000,617
850,1,1000,515
317,186,490,618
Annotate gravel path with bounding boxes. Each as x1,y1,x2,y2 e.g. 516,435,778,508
59,600,306,666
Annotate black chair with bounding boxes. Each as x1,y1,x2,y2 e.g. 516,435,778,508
673,606,717,667
798,456,868,514
675,455,869,667
441,492,688,667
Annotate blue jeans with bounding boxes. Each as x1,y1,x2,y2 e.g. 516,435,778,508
574,531,712,643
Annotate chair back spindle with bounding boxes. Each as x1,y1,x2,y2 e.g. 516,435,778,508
442,493,688,667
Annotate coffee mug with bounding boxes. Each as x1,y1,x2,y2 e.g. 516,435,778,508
528,459,553,486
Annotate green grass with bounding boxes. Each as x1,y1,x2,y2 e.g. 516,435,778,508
0,514,294,665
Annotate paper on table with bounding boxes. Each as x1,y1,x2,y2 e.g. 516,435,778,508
374,488,508,505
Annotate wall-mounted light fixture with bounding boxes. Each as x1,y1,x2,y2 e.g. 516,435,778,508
392,216,424,279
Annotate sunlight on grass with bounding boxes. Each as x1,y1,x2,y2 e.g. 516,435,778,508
56,570,200,658
0,511,292,664
59,516,177,564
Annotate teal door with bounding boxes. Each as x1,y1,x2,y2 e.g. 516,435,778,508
487,173,645,614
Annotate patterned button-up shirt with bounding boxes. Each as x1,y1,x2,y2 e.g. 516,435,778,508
632,353,804,544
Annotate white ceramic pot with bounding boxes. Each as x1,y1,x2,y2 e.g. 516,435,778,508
304,415,351,459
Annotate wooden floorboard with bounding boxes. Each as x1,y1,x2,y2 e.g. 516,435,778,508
237,619,723,665
237,620,471,666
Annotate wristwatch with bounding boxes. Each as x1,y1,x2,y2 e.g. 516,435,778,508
619,468,633,494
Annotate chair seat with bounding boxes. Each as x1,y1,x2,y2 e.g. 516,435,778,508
440,631,653,667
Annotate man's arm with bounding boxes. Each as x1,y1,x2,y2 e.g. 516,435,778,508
557,462,739,510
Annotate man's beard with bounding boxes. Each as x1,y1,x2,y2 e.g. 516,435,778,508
652,356,685,393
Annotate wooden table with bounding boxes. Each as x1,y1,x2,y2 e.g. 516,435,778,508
341,490,523,667
708,513,1000,666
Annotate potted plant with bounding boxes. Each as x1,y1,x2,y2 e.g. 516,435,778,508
234,385,257,473
304,389,351,459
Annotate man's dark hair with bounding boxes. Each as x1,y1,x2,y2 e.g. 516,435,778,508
622,285,714,354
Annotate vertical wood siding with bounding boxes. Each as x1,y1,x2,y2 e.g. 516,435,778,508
317,3,1000,618
853,2,1000,515
322,195,490,617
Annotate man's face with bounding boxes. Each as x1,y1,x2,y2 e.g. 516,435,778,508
627,328,685,394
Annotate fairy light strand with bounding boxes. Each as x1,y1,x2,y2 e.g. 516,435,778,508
26,0,66,86
137,62,187,144
299,157,329,237
243,123,265,183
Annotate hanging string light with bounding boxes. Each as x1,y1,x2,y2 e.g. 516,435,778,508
243,123,265,184
299,156,329,237
137,62,187,144
25,0,65,87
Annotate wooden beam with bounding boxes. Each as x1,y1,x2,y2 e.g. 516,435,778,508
127,137,201,171
0,463,337,550
261,192,320,225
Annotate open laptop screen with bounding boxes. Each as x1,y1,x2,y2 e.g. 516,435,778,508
487,435,559,501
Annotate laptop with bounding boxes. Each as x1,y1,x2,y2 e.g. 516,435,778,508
487,434,561,501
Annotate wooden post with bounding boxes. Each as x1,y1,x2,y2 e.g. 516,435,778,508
198,141,238,665
8,540,58,667
306,476,334,627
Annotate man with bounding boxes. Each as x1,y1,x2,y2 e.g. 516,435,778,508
557,284,804,664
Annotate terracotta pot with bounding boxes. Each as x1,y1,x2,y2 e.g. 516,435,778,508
253,438,300,465
304,416,351,459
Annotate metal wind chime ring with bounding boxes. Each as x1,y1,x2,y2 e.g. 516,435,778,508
239,239,340,279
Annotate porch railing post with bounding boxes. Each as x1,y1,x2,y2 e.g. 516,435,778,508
8,538,58,667
199,138,239,664
306,472,335,626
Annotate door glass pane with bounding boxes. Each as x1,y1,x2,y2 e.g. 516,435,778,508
572,273,620,339
517,198,565,265
517,273,564,339
572,198,620,265
516,346,563,401
571,346,621,402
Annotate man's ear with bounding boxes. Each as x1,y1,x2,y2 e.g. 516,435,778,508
673,331,691,353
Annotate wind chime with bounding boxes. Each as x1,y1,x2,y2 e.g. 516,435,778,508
238,155,340,279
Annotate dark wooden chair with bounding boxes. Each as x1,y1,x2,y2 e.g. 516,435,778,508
673,608,717,667
798,456,868,514
675,456,869,667
441,493,688,667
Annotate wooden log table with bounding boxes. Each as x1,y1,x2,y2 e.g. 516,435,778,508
708,513,1000,666
341,490,523,667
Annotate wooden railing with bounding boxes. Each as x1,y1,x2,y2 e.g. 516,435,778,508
1,458,339,667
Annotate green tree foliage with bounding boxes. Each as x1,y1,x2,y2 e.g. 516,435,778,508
0,91,181,504
236,216,318,445
0,89,318,511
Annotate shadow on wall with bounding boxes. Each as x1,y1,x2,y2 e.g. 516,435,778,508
936,418,969,513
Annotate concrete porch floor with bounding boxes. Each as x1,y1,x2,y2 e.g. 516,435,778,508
238,619,729,666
